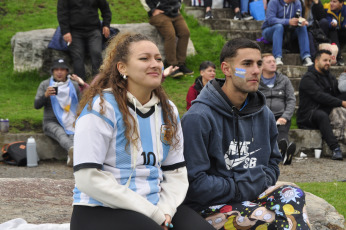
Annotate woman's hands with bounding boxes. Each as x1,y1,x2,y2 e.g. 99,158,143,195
161,214,173,230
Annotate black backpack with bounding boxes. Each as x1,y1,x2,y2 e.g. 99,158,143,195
1,141,27,166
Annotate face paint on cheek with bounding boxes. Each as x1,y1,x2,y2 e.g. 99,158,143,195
235,68,246,78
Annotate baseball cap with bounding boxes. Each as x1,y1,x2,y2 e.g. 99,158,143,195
50,58,69,73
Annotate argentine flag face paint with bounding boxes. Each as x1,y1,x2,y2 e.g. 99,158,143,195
235,68,246,78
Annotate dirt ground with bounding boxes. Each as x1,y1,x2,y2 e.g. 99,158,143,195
0,157,345,183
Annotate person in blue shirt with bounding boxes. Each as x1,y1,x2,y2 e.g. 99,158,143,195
262,0,313,66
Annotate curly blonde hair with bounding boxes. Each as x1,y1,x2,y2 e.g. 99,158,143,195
77,32,179,148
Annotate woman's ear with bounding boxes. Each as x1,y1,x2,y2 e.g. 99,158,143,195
117,62,127,75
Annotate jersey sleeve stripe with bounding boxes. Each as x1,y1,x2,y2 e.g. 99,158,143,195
73,163,103,172
161,161,186,171
87,109,114,128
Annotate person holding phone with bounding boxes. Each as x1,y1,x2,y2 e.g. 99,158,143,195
34,58,81,166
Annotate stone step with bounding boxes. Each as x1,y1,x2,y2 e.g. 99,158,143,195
185,6,234,19
277,65,344,79
199,18,263,31
215,29,262,41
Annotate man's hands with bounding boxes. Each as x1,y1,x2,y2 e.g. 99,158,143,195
342,101,346,108
45,86,57,97
289,17,308,26
102,26,110,38
276,117,287,125
152,9,164,16
63,26,110,45
63,33,72,45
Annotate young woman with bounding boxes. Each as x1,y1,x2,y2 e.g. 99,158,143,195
70,32,214,230
186,61,216,110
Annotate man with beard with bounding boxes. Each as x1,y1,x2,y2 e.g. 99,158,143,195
297,49,346,160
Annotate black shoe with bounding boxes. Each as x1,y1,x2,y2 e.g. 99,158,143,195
284,142,296,165
233,11,242,20
205,10,213,19
278,139,288,163
332,147,343,160
179,65,194,75
241,12,253,20
170,69,184,78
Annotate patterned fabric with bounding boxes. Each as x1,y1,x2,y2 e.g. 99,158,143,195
329,107,346,144
200,184,311,230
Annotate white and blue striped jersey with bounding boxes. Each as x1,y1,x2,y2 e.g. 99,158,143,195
73,92,185,207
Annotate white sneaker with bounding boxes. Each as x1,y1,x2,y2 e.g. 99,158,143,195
67,146,73,167
275,57,283,66
303,57,313,67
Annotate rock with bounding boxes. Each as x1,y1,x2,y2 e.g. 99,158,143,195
11,23,196,78
305,192,346,230
0,179,344,229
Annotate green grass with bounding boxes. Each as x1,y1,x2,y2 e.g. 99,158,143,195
297,182,346,218
0,0,344,219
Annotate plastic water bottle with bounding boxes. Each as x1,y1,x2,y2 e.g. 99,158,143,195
26,136,38,167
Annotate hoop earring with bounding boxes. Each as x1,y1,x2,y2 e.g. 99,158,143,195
122,74,127,80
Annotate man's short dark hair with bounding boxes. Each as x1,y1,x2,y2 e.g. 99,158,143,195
337,0,344,4
220,38,261,63
315,49,332,60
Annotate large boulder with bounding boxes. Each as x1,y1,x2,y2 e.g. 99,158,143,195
0,179,344,229
11,23,196,77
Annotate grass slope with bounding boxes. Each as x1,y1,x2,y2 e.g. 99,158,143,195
0,0,344,219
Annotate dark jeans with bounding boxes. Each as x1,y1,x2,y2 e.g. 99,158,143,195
275,116,291,143
309,109,339,150
69,29,103,80
308,18,329,58
149,14,190,66
204,0,212,7
70,205,215,230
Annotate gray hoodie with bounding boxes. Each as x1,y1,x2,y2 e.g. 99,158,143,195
258,72,296,120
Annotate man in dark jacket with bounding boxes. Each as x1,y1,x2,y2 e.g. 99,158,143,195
297,49,346,160
181,38,311,229
143,0,194,77
259,53,296,165
57,0,112,80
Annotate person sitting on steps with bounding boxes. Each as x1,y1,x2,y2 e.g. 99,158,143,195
258,53,297,165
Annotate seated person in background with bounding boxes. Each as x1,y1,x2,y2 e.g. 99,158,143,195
204,0,214,19
70,32,214,230
239,0,254,20
182,38,311,230
324,0,346,66
262,0,314,66
297,49,346,160
259,53,296,165
34,58,81,166
225,0,254,20
304,0,330,57
143,0,194,77
186,61,216,110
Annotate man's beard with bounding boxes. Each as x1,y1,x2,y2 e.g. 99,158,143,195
321,65,329,74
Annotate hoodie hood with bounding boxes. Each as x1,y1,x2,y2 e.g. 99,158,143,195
193,78,266,118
